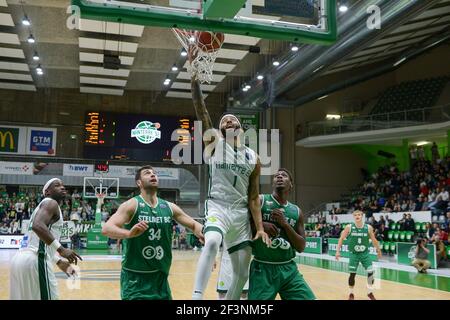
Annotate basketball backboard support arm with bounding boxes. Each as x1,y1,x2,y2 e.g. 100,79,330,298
71,0,337,44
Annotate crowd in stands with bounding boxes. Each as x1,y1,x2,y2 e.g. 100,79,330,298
0,189,117,235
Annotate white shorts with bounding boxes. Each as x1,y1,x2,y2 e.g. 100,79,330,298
217,248,249,293
204,199,252,252
10,249,59,300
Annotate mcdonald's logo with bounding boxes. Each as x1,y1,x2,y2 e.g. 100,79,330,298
0,128,19,152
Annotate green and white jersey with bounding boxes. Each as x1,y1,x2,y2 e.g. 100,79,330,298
122,196,174,274
208,138,257,208
252,194,301,263
20,198,63,260
347,223,370,254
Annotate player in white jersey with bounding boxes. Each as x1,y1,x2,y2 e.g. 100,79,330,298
10,178,82,300
190,77,270,300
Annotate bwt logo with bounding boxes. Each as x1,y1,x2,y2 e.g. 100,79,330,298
32,136,51,144
70,165,89,172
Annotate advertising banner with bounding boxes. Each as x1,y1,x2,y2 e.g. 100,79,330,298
327,212,432,224
0,161,33,175
94,165,179,180
63,164,94,177
0,235,24,249
327,238,378,261
397,242,437,269
0,126,26,155
303,237,322,254
26,127,57,156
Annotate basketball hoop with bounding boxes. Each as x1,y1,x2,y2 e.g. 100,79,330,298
172,29,224,84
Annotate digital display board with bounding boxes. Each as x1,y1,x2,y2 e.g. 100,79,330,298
84,112,193,162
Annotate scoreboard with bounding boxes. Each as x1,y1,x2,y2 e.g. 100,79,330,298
84,112,193,162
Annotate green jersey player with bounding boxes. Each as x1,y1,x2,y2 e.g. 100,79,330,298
102,165,204,300
336,210,381,300
249,168,315,300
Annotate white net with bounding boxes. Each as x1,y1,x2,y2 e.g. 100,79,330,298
172,29,224,84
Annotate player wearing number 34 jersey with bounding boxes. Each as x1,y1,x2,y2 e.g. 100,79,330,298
102,165,204,300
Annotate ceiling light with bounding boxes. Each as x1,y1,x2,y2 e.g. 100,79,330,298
317,95,328,100
393,57,407,67
416,141,430,146
313,65,324,73
291,44,299,52
36,65,43,73
339,5,348,13
326,114,341,120
189,36,196,43
22,16,31,26
181,49,188,57
33,52,39,61
171,64,178,72
245,85,251,90
257,74,264,80
27,35,35,43
272,60,280,67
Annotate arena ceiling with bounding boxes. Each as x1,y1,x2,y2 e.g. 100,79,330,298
0,0,448,107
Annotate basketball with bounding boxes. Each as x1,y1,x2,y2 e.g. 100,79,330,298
195,31,225,53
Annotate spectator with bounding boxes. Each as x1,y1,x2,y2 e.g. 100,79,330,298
431,229,447,265
368,216,379,230
0,222,8,234
424,223,434,240
412,238,431,273
431,142,439,164
404,213,415,232
398,213,407,231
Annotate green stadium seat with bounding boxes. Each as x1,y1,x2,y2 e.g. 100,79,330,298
406,231,414,242
393,231,400,241
421,223,427,232
399,231,406,242
415,224,421,232
390,242,396,254
395,223,401,231
447,246,450,259
384,242,390,252
388,231,394,241
389,222,396,230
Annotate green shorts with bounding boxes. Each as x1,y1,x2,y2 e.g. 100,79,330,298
248,260,316,300
348,252,373,273
120,269,172,300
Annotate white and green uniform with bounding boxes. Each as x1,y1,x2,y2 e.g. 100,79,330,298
10,198,63,300
204,137,257,253
249,194,315,300
121,195,174,300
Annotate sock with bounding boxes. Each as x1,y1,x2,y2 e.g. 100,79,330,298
192,231,222,300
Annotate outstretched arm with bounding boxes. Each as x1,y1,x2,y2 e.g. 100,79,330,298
170,203,204,244
191,78,214,134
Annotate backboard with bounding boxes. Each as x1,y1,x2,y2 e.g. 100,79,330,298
83,177,120,199
71,0,337,44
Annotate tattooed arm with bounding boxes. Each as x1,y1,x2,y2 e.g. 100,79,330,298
191,77,216,147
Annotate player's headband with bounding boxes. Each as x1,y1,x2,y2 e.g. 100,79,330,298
219,114,241,128
42,178,60,196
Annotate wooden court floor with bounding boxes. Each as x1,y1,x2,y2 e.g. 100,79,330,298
1,250,449,300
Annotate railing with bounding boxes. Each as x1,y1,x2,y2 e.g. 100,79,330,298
305,104,450,137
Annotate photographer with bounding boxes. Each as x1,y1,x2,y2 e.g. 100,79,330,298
412,238,431,273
